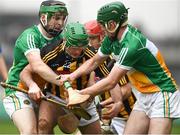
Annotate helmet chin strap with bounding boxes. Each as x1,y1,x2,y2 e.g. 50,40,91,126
104,20,128,41
40,14,67,37
40,14,50,35
105,23,119,33
105,22,121,41
47,28,62,37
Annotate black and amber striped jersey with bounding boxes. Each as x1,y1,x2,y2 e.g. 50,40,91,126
40,41,110,99
99,86,136,119
97,58,136,119
39,40,136,119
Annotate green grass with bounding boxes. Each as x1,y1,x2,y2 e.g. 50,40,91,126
0,99,180,134
0,120,180,134
0,121,18,134
0,120,65,134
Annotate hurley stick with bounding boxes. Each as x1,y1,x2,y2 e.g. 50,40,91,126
0,82,67,107
0,82,91,120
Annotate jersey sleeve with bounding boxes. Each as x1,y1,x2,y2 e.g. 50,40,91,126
98,36,112,57
17,31,40,56
106,57,129,86
119,75,129,86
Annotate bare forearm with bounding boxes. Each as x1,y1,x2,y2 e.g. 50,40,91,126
26,51,60,86
81,77,117,96
87,72,96,87
121,83,132,100
20,66,37,87
110,84,123,103
31,63,60,86
81,65,127,97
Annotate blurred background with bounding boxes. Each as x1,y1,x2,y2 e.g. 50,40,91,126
0,0,180,133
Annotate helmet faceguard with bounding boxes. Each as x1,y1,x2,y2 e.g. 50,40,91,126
39,0,68,37
97,1,128,40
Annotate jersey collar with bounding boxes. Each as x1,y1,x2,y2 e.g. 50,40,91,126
37,24,53,40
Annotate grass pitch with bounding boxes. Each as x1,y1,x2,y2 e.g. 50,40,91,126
0,119,180,134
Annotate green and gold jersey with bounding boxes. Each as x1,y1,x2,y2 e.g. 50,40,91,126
5,25,63,96
98,24,178,93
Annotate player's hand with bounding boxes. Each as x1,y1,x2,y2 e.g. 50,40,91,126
28,83,44,101
56,74,74,86
100,97,114,107
101,101,123,119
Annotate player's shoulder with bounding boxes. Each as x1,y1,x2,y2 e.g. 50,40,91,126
16,25,39,43
40,39,64,58
123,24,147,50
87,45,96,52
101,36,112,47
84,45,97,57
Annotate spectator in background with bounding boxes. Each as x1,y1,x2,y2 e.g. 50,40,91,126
0,44,8,81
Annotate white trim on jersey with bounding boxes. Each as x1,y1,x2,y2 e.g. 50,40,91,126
114,63,132,70
27,34,36,49
37,24,53,40
98,47,109,57
146,39,158,57
118,48,128,65
24,48,40,56
119,26,128,43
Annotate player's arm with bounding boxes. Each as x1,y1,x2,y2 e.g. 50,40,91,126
26,51,60,86
20,64,44,101
87,71,96,87
19,32,61,86
59,53,107,84
80,44,136,97
120,82,132,100
99,81,124,119
101,82,132,106
80,65,128,96
100,82,132,119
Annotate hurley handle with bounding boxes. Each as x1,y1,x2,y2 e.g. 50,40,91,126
64,81,73,90
0,82,28,94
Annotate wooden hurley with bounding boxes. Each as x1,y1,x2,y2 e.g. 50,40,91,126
63,81,91,106
0,82,91,120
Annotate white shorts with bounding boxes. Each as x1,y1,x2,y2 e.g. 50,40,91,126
3,91,36,119
131,87,141,98
79,101,99,126
133,90,180,118
110,117,127,134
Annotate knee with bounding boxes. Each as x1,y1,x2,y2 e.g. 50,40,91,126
38,119,53,133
